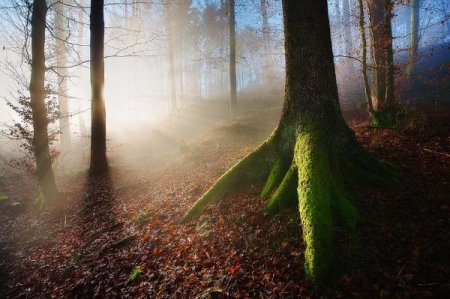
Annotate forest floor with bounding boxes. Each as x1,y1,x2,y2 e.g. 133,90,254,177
0,100,449,298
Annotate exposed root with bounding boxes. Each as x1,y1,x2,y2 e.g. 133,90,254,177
294,129,334,282
182,135,276,222
183,123,399,284
260,158,289,200
265,163,298,214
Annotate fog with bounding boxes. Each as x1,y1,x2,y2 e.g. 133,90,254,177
0,0,449,177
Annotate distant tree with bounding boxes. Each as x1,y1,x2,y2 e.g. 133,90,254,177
357,0,373,112
89,0,108,174
260,0,274,82
183,0,397,284
54,0,71,152
229,0,237,118
164,0,177,111
367,0,397,127
30,0,59,201
406,0,420,78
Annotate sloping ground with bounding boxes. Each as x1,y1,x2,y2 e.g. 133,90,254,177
0,104,449,298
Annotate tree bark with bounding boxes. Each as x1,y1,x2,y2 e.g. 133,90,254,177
367,0,397,126
89,0,108,174
229,0,237,118
357,0,373,112
260,0,273,82
367,0,386,109
30,0,59,202
384,0,395,106
55,0,71,152
342,0,355,69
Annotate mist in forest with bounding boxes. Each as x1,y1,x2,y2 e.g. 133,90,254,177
0,0,450,297
0,0,449,174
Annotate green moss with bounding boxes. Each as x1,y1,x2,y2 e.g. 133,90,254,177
266,163,298,214
261,158,288,200
128,266,143,281
182,121,399,286
0,193,7,201
369,110,397,128
295,129,334,283
182,136,275,222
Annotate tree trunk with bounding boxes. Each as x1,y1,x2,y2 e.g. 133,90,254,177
183,0,398,284
260,0,273,82
343,0,355,69
384,0,395,106
55,0,71,152
367,0,386,109
367,0,397,127
164,1,177,111
406,0,420,78
229,0,237,118
30,0,59,202
357,0,373,112
89,0,108,174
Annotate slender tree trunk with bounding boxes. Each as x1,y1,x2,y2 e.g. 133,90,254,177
367,0,386,109
407,0,420,77
229,0,237,118
55,0,71,152
89,0,108,174
164,1,177,110
358,0,373,112
77,0,87,139
343,0,354,69
30,0,58,201
260,0,273,82
384,0,395,106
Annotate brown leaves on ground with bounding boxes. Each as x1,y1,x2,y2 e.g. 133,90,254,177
1,104,449,298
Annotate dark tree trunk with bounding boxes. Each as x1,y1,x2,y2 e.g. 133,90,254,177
30,0,59,202
367,0,397,127
184,0,398,284
229,0,237,118
89,0,108,174
384,0,395,105
55,0,71,152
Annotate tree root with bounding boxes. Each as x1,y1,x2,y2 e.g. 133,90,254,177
182,125,398,283
182,135,277,222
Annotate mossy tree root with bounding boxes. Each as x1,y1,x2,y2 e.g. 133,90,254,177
183,124,398,284
182,136,276,222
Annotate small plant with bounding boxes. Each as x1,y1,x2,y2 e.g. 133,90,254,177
132,212,149,226
128,266,143,281
0,193,7,201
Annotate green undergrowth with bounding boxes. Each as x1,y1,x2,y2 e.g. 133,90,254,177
128,266,143,281
0,193,7,201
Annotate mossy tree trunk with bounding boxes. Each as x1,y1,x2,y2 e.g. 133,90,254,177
183,0,398,284
89,0,109,174
30,0,59,202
